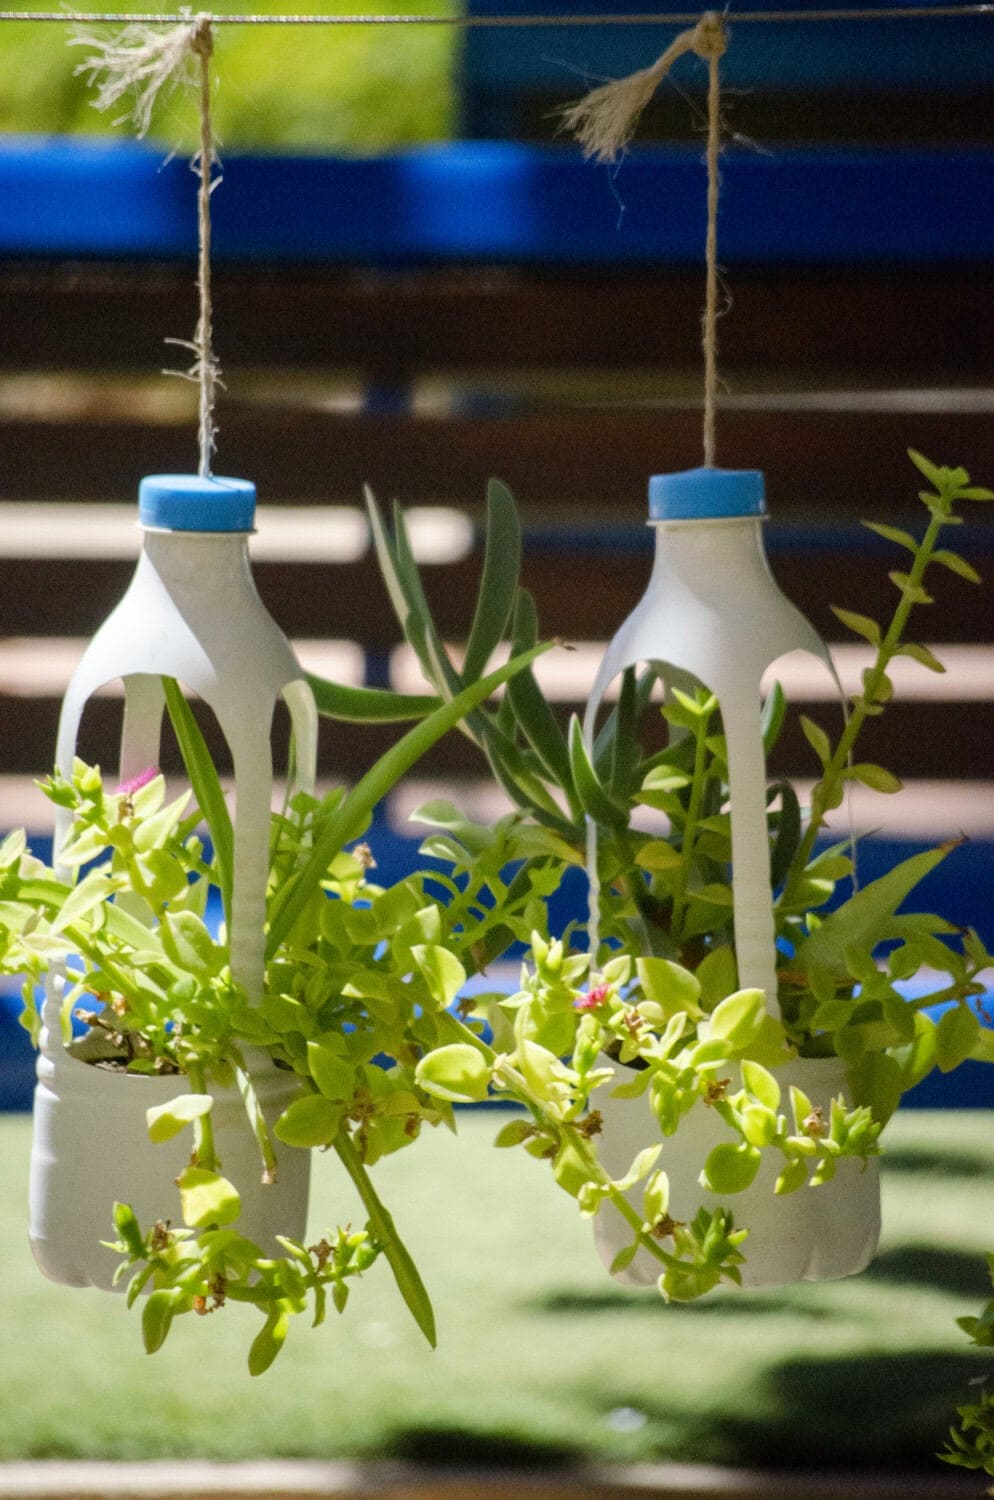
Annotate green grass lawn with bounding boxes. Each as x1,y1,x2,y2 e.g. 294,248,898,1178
1,1108,992,1473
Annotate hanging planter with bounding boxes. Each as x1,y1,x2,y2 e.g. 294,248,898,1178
360,454,992,1310
29,473,318,1288
582,464,881,1291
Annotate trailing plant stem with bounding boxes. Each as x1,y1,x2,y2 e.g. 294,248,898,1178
781,505,947,907
433,1009,671,1272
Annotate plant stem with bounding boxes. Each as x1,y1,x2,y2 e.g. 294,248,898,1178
334,1131,436,1347
669,711,711,941
186,1060,218,1171
780,506,947,909
432,1009,672,1271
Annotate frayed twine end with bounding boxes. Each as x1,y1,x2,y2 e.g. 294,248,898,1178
68,11,213,138
557,9,727,165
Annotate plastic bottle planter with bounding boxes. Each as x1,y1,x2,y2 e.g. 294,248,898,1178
584,467,880,1290
30,475,318,1290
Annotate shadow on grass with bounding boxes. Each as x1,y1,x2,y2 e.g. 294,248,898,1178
883,1146,992,1179
383,1425,580,1469
673,1350,994,1471
533,1288,836,1319
862,1245,991,1300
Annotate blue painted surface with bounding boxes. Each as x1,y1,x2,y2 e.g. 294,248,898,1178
2,139,994,267
462,0,994,104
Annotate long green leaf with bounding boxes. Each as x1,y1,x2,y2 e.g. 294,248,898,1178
568,716,629,832
392,501,463,699
610,667,640,802
363,485,413,630
266,641,553,956
162,678,233,924
462,479,522,682
768,780,801,891
505,588,577,809
306,674,440,724
335,1133,436,1348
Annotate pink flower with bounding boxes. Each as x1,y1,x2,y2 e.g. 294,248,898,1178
116,767,159,797
574,984,610,1013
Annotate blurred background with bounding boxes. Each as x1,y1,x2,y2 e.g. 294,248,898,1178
1,0,994,1482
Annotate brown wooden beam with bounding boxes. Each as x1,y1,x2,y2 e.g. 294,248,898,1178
1,263,992,378
1,407,993,516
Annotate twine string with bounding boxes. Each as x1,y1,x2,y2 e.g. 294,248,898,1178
72,11,221,477
559,9,726,467
192,13,218,478
700,12,725,468
6,6,994,22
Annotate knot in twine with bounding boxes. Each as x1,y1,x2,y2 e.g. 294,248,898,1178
559,9,727,165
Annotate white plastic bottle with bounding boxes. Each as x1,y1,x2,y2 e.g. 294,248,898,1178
30,475,318,1289
584,466,880,1289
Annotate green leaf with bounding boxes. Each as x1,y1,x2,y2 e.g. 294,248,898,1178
610,1243,639,1274
248,1307,291,1376
306,675,440,723
274,1093,345,1148
142,1288,184,1354
799,715,831,767
635,840,682,873
462,478,522,682
775,1158,808,1196
769,781,801,891
146,1093,213,1144
695,947,738,1014
700,1142,761,1195
506,589,576,803
160,910,220,976
636,956,702,1019
162,678,233,924
796,844,954,979
363,485,414,629
306,1039,355,1101
709,988,766,1046
741,1060,780,1111
847,763,902,794
494,1119,535,1149
896,642,945,674
176,1167,241,1230
935,1005,981,1074
132,791,192,854
829,607,880,646
267,640,554,956
907,448,944,488
761,680,787,755
862,520,918,554
416,1044,492,1104
48,870,120,936
411,944,466,1009
112,1201,145,1258
848,1051,904,1125
610,667,642,802
567,716,628,832
931,549,982,585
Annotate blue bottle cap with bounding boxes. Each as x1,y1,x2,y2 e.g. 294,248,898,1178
138,474,256,532
648,466,766,522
